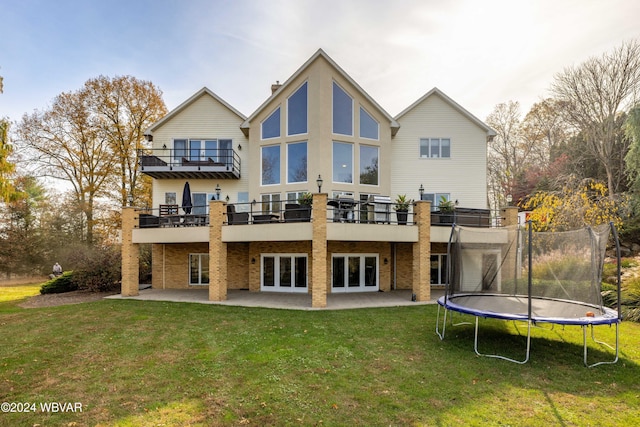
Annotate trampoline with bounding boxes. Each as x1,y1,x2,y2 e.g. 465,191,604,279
436,222,622,367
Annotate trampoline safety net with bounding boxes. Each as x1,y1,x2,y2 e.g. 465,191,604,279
446,223,613,316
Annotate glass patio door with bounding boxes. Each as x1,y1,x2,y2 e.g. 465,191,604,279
332,254,378,292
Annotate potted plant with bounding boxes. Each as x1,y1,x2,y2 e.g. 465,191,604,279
438,196,455,224
394,194,412,225
297,192,313,221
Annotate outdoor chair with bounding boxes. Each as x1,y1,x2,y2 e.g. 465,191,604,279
227,204,249,225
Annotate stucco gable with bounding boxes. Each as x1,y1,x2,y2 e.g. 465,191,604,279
241,48,399,136
395,87,495,138
145,87,246,136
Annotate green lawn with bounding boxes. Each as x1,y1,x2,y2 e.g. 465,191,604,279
0,287,639,426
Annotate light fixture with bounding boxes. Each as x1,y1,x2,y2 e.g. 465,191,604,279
418,184,424,199
225,195,230,202
251,257,256,264
215,184,221,200
162,143,167,149
384,258,388,265
238,143,242,150
506,194,513,206
316,174,323,193
127,193,134,206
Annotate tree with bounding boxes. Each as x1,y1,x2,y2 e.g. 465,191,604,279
486,101,538,208
521,177,626,232
17,89,112,245
15,76,167,245
85,76,166,207
625,106,640,194
550,40,640,198
1,73,21,203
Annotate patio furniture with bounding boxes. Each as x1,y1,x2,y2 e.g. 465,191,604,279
253,213,280,223
284,203,310,222
227,204,249,225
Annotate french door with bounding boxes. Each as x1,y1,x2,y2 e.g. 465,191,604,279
261,254,308,292
331,254,378,292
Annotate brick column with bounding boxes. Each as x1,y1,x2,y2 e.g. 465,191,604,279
311,193,328,308
209,200,227,301
121,207,139,296
412,201,431,301
500,206,519,227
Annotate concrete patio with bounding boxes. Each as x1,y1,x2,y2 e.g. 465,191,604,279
107,288,445,310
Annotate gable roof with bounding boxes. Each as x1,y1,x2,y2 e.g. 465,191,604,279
395,87,495,138
241,48,400,136
145,87,246,135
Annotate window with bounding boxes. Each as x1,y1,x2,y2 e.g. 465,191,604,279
165,192,176,205
288,82,308,135
333,141,353,183
359,145,379,186
189,254,209,285
261,193,281,214
332,254,378,292
262,107,281,139
360,107,379,140
261,145,280,185
419,138,451,158
430,254,448,285
287,142,307,183
261,254,308,292
333,82,353,135
286,191,308,203
173,139,232,165
421,192,450,210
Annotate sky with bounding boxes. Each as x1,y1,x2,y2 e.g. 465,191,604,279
2,0,640,127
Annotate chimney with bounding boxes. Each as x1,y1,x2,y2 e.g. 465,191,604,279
271,80,282,94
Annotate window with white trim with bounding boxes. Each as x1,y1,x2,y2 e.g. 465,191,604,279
359,107,379,140
262,107,281,139
261,254,308,292
359,145,379,186
421,193,450,211
430,254,448,285
333,141,353,183
189,254,209,285
333,82,353,136
419,138,451,158
261,145,281,185
287,82,308,136
287,141,307,183
173,139,232,164
261,193,281,214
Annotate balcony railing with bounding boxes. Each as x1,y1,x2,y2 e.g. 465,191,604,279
138,148,241,179
134,201,499,228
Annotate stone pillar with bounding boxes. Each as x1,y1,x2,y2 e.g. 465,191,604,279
500,206,519,227
209,200,227,301
412,201,432,301
121,207,139,296
311,193,328,308
500,206,520,282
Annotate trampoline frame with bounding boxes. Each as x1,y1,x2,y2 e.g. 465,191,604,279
435,222,622,368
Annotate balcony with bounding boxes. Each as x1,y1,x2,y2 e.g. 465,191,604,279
138,148,241,179
130,200,502,245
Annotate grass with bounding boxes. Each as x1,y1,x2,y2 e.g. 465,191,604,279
0,286,639,426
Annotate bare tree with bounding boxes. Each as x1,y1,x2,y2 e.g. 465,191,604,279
521,98,568,166
486,101,537,207
551,40,640,197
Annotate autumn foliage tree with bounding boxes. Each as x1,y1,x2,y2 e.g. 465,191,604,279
16,76,166,245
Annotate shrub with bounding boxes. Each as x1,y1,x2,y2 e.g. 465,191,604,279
70,245,121,292
40,272,77,294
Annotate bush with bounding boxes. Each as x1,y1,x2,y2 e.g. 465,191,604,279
70,245,121,293
40,272,78,294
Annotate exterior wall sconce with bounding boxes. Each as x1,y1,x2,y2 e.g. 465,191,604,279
162,143,167,149
237,143,242,150
316,174,323,193
251,257,256,264
215,184,221,200
418,184,424,199
384,258,388,265
225,195,230,202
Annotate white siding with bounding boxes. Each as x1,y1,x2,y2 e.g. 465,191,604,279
150,92,249,208
391,93,488,209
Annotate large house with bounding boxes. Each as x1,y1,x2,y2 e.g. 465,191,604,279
121,49,514,308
